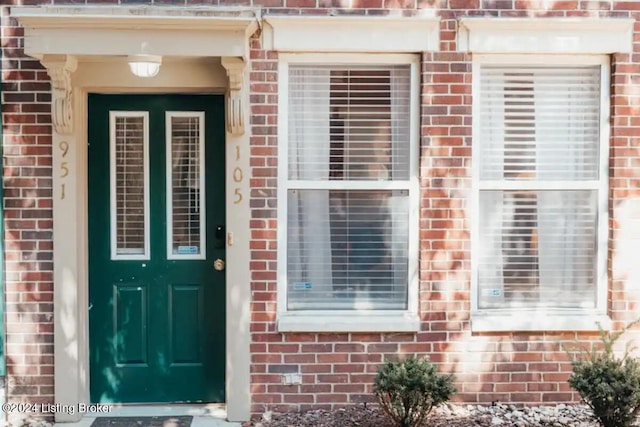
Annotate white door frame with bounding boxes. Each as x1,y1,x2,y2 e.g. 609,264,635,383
11,7,256,423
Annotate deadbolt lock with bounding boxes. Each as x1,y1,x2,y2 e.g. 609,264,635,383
214,259,225,271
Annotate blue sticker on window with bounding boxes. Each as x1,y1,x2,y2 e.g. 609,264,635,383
177,246,199,254
481,288,502,297
293,282,312,290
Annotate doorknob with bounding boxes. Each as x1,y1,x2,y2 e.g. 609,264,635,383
214,259,225,271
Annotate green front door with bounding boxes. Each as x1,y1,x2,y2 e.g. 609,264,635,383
88,94,226,403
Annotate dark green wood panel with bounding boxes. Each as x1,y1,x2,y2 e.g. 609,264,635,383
170,285,203,364
88,94,226,403
114,284,148,365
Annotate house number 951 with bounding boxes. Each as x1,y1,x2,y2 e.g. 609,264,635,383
59,141,70,200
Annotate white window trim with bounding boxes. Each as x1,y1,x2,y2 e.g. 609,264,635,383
276,53,421,333
472,312,612,333
277,311,421,333
263,16,440,53
110,111,150,261
470,54,611,332
165,111,206,260
458,17,633,54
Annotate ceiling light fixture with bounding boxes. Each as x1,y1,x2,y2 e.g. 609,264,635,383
128,55,162,78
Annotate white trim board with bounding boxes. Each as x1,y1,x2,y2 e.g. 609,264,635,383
12,6,259,59
458,17,634,54
277,313,421,333
471,313,612,332
263,16,440,52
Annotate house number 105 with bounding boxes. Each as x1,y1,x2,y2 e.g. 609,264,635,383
59,141,70,200
233,145,243,204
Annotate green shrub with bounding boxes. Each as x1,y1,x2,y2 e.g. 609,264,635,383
567,320,640,427
373,357,456,427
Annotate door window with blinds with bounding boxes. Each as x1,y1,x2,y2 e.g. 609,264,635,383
281,56,417,311
166,112,205,259
474,56,608,311
110,111,150,260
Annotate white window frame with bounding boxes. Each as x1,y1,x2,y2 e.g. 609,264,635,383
165,111,206,261
471,54,611,332
110,111,150,261
276,53,421,333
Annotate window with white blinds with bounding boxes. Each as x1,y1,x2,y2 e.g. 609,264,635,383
282,59,416,311
475,58,608,311
166,112,205,260
110,112,150,260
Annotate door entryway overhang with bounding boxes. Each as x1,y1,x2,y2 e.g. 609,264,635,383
11,5,256,422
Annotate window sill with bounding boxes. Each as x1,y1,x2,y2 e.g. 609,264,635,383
471,312,611,332
277,312,421,333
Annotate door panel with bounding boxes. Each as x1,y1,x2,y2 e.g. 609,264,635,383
169,284,204,364
88,94,225,403
114,284,148,365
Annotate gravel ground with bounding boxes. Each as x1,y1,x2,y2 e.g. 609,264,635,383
243,403,640,427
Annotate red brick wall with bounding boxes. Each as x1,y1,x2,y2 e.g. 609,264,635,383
1,3,55,417
247,0,640,415
2,0,640,420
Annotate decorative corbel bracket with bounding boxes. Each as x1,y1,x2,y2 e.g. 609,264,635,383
40,55,78,135
221,57,246,136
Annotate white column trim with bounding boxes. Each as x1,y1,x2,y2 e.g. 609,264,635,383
224,63,251,421
221,57,246,136
458,17,634,54
40,55,77,135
